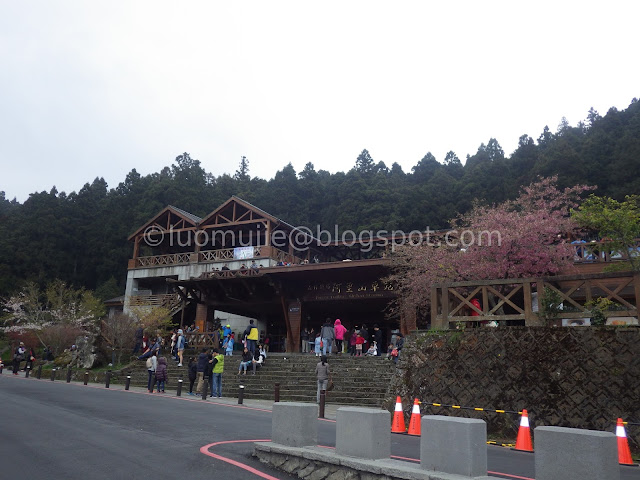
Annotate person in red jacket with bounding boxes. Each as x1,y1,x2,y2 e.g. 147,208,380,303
355,333,365,357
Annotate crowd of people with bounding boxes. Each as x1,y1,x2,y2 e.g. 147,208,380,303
5,341,55,375
301,319,404,363
134,318,270,396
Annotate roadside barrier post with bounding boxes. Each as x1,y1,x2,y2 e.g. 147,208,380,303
125,372,131,390
274,382,280,402
272,403,317,447
0,363,3,374
420,416,487,477
238,385,245,404
66,367,72,383
50,368,56,381
25,366,31,378
319,390,326,418
36,365,42,379
176,375,183,396
105,370,111,388
336,407,390,460
535,426,618,480
201,380,208,400
83,371,89,385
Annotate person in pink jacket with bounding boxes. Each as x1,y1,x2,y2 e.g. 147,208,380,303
333,319,347,354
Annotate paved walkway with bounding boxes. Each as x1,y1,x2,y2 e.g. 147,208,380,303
64,378,345,420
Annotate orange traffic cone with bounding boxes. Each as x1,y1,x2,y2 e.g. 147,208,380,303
408,398,422,436
391,396,406,433
514,409,533,452
616,418,634,465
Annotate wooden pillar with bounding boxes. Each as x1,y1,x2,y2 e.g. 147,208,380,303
431,286,445,330
523,281,536,326
265,221,271,247
133,236,140,260
179,299,186,329
287,300,302,353
441,287,450,330
280,296,292,352
195,303,208,332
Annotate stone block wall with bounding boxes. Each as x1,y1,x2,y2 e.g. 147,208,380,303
387,327,640,451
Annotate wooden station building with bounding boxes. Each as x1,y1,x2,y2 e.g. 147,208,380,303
124,197,406,352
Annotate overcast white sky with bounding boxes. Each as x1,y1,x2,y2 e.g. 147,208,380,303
1,1,638,202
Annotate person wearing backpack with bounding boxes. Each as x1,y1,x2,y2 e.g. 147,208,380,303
146,352,157,393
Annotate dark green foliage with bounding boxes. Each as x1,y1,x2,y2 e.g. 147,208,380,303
1,99,640,298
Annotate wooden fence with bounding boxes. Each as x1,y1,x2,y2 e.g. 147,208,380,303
431,271,640,329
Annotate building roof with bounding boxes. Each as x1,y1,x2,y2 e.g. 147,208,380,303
168,205,202,224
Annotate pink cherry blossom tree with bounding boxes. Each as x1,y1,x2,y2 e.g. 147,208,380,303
389,176,592,323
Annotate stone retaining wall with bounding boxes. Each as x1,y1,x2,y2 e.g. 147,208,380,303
387,327,640,450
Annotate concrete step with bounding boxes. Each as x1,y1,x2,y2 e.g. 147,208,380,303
115,353,397,407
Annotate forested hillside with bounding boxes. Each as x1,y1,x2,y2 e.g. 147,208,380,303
1,99,639,299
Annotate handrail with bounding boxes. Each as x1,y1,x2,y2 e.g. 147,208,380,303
136,253,191,267
133,245,303,268
129,293,182,309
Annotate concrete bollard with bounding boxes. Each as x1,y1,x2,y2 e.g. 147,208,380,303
125,373,131,390
336,407,390,460
105,370,111,388
50,368,56,381
535,426,620,480
37,365,42,379
420,416,487,477
272,403,318,447
319,389,326,418
201,380,208,400
0,363,3,374
66,367,72,383
176,376,183,396
274,382,280,402
238,385,245,404
84,371,89,385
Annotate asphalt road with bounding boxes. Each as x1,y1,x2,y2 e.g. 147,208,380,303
1,374,638,480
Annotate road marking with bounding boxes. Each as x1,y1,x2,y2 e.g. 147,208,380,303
200,439,280,480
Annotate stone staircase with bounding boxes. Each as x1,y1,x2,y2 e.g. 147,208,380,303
117,351,397,407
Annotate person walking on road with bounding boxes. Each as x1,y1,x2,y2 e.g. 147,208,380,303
320,318,335,356
315,354,330,403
